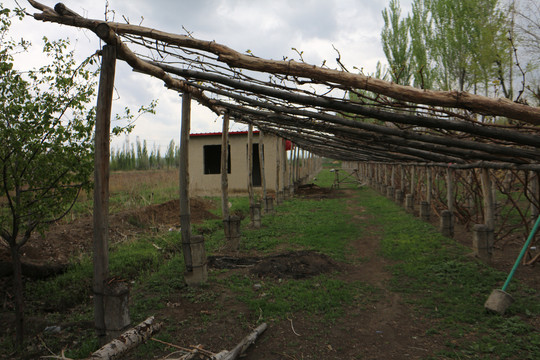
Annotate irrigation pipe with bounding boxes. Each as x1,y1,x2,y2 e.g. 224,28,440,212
501,214,540,291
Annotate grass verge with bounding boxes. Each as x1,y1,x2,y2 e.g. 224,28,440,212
354,186,540,359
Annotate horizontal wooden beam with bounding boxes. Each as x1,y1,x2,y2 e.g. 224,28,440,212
28,2,540,124
158,65,540,148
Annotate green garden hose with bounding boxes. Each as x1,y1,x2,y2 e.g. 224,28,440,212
501,214,540,291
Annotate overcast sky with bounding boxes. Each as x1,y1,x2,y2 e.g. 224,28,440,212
9,0,411,152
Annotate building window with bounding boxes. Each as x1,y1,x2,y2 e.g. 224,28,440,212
203,145,231,174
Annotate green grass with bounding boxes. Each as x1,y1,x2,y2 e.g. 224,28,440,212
26,259,93,310
314,167,336,187
354,186,540,359
130,254,187,321
26,231,181,311
314,165,360,189
241,197,358,260
221,273,377,322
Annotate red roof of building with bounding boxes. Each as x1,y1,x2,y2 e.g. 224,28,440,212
190,130,260,137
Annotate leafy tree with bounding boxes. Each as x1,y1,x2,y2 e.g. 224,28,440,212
165,139,176,169
409,0,434,89
156,147,162,169
135,137,151,170
0,7,97,348
381,0,513,97
381,0,412,85
427,0,509,93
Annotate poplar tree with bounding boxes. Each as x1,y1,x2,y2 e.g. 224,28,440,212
381,0,412,85
381,0,512,97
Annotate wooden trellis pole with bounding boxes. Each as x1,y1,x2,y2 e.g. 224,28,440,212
481,168,495,232
295,146,300,184
426,166,433,204
418,166,424,200
292,145,297,186
311,152,315,179
246,124,262,227
391,165,396,189
529,171,539,224
474,168,495,262
282,139,288,194
179,92,193,272
312,152,315,177
93,44,116,342
446,168,455,213
259,130,267,203
400,165,405,192
275,136,281,200
304,150,308,179
288,143,294,192
221,112,230,220
411,166,416,201
301,149,305,180
247,124,254,207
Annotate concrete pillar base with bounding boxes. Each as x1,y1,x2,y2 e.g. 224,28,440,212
440,210,454,238
420,201,430,221
223,216,241,250
387,186,395,199
405,194,414,213
104,280,130,342
395,189,403,205
264,196,275,214
473,224,493,263
184,235,208,285
250,203,262,229
276,191,284,205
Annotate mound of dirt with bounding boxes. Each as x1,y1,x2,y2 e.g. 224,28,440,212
208,250,339,279
251,251,339,279
295,183,340,199
115,198,219,229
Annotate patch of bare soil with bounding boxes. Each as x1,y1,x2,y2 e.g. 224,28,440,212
209,250,339,279
295,183,342,199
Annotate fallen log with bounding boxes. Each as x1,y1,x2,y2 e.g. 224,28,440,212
212,323,268,360
88,316,162,360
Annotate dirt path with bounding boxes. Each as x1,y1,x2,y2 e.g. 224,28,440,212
330,194,442,359
241,191,444,359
